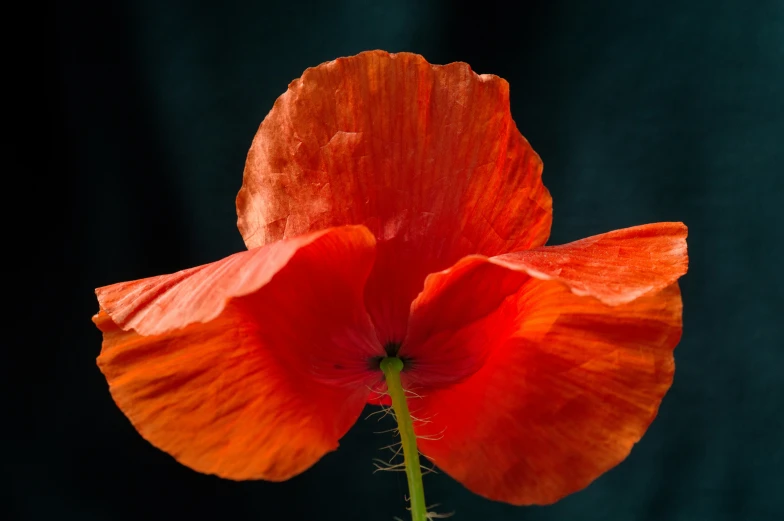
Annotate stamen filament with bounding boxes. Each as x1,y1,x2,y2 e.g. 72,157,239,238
380,357,427,521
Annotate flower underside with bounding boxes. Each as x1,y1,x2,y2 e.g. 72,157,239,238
94,50,688,508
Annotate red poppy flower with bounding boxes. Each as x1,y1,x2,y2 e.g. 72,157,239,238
94,50,688,507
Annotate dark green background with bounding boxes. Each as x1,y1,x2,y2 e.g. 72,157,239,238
41,1,783,520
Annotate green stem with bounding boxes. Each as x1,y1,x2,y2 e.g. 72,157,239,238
380,357,427,521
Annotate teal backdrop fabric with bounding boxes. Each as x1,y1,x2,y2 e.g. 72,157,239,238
39,1,783,520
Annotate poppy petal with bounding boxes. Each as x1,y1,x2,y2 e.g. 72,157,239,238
400,222,688,384
398,223,686,505
95,226,381,480
493,221,689,305
408,279,683,504
237,50,552,343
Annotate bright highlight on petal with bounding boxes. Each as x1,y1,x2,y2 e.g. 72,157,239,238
95,226,381,480
494,222,688,305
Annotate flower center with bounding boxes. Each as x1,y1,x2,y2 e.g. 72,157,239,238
369,341,412,371
383,341,401,357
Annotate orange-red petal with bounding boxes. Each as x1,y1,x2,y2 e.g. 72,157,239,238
398,223,687,504
494,222,689,305
401,222,687,382
413,283,682,505
238,50,552,343
95,226,381,480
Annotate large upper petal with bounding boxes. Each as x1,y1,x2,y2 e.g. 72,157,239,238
237,50,552,344
95,226,382,480
399,223,687,504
